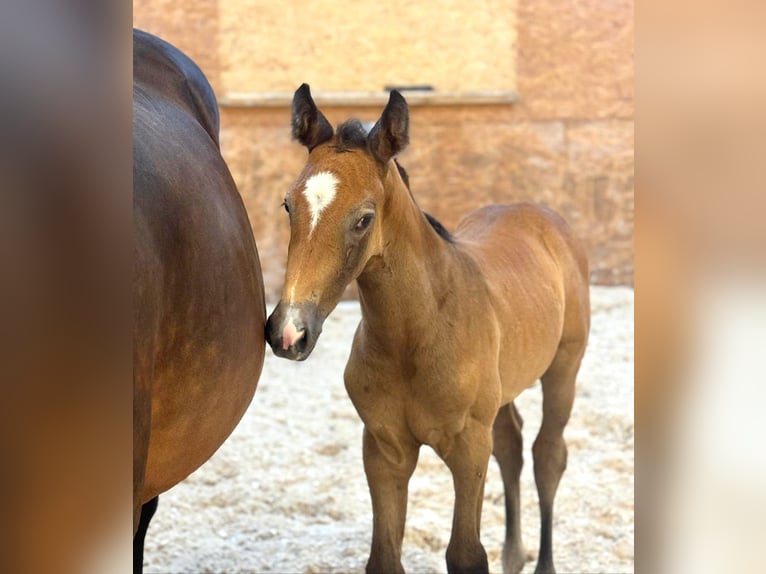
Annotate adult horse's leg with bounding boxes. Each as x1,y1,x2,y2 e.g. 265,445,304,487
532,344,583,574
363,428,420,574
133,496,158,574
492,402,527,574
443,420,493,574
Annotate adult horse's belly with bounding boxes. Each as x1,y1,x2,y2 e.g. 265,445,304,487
134,99,266,503
142,355,262,500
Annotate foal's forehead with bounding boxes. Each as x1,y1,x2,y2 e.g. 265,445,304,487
290,149,377,234
297,145,377,192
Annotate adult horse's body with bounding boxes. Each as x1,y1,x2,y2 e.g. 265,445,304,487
266,85,590,574
133,29,266,570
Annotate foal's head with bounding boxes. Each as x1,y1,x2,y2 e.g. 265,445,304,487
265,84,410,360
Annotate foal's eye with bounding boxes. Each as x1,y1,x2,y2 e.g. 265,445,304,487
282,200,290,214
355,213,374,232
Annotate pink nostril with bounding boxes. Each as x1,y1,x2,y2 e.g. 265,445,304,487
282,318,305,350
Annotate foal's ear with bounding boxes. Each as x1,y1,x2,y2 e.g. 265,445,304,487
367,90,409,165
291,84,334,151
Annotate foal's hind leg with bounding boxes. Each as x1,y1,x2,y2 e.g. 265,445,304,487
492,402,528,574
532,344,583,574
133,496,158,574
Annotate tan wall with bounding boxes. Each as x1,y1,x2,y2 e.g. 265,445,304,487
133,0,221,91
134,0,634,302
219,0,517,94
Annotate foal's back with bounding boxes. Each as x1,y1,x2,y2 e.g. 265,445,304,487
454,202,590,400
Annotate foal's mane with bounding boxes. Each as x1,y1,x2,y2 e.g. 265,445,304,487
332,119,453,243
395,162,453,244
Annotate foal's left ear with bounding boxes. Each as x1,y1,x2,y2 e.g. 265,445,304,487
367,90,409,165
292,83,334,151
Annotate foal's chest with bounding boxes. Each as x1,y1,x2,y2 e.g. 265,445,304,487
345,344,498,454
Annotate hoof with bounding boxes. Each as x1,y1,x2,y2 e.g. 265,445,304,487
447,560,489,574
446,538,488,574
366,558,404,574
533,560,556,574
501,543,531,574
446,548,489,574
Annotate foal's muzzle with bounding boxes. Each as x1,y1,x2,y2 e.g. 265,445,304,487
265,302,324,361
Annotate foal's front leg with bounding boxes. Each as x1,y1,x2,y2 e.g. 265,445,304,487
363,427,420,574
443,419,493,574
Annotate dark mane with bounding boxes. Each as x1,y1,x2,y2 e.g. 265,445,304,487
395,161,453,243
423,212,454,243
334,119,368,152
395,159,410,188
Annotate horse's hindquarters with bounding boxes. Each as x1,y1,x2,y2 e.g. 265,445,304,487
134,86,266,504
455,203,590,401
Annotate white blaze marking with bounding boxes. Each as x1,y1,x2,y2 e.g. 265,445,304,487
287,267,301,304
302,171,339,235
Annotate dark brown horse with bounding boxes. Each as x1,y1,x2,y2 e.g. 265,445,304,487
133,29,266,572
266,85,590,574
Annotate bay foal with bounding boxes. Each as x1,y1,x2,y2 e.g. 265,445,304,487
266,85,590,574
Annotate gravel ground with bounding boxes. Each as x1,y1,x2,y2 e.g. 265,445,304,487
143,286,634,574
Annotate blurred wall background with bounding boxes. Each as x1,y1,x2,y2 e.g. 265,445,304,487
134,0,633,301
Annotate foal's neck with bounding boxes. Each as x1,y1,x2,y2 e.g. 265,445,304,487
356,165,454,348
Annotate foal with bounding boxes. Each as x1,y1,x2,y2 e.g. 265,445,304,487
266,84,590,574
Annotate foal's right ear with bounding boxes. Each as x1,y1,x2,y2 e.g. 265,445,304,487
367,90,409,165
292,84,334,151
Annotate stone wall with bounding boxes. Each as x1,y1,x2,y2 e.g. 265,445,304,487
134,0,634,301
